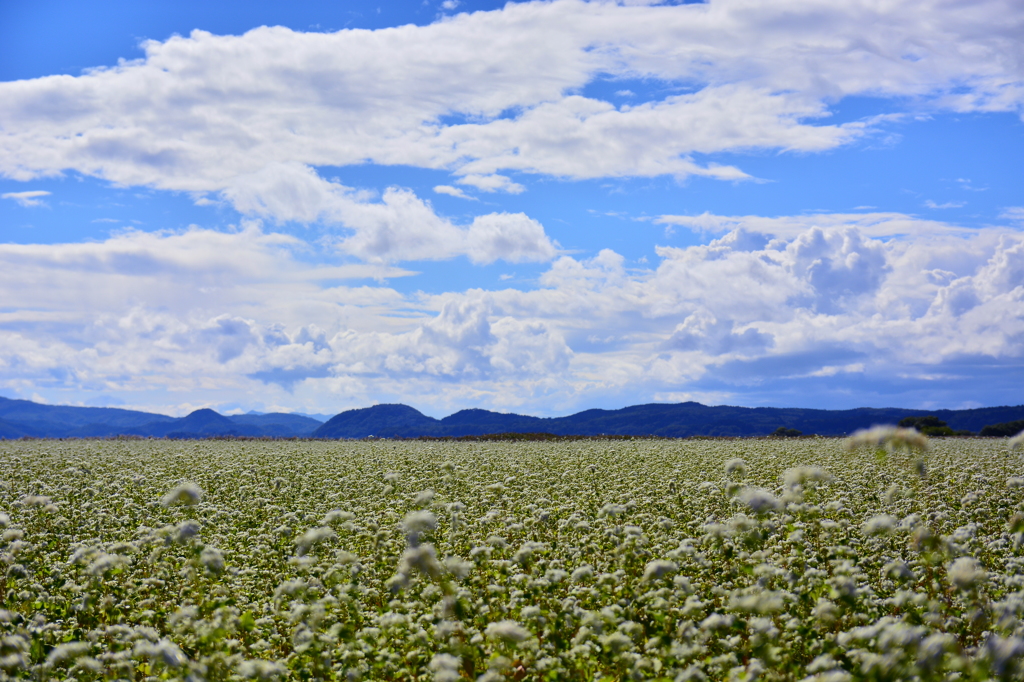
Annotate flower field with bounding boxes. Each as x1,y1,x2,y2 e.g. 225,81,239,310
2,435,1024,681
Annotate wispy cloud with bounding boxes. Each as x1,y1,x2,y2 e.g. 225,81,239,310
433,185,475,200
924,200,965,209
1,190,50,207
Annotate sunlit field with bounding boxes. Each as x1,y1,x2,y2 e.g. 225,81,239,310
2,435,1024,681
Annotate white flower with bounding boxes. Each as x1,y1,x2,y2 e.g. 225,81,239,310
861,515,897,537
1010,429,1024,451
293,526,336,556
413,489,435,507
738,487,781,514
160,482,203,507
947,556,986,591
845,426,929,452
444,556,473,580
200,546,225,574
485,620,531,645
725,458,748,478
429,653,462,682
783,466,832,488
402,510,437,536
399,543,444,580
642,559,678,582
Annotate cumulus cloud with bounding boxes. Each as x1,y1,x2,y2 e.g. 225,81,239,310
2,190,50,207
1,213,1023,413
1,0,1021,194
221,163,557,263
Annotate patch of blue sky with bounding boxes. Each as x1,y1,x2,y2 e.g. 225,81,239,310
0,0,499,82
0,174,232,244
677,110,1024,230
685,354,1024,411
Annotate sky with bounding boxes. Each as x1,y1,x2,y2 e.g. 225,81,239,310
1,0,1023,419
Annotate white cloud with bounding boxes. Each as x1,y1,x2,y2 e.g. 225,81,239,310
221,162,557,263
925,200,966,209
456,174,526,194
1001,207,1024,222
1,190,50,207
433,184,475,200
1,0,1021,194
655,211,976,239
1,207,1023,413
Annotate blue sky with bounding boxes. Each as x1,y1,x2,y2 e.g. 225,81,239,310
1,0,1022,418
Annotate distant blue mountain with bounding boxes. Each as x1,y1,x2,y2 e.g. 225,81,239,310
312,402,1024,439
0,397,323,439
3,395,1023,440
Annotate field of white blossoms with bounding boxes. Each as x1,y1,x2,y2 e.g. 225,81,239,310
2,431,1024,681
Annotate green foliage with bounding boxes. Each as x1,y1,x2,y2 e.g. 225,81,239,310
897,415,967,437
981,421,1024,438
1,438,1024,680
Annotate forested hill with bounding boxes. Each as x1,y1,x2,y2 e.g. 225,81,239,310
312,402,1024,439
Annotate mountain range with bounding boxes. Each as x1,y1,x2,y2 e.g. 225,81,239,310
0,397,323,439
4,395,1020,439
311,402,1024,439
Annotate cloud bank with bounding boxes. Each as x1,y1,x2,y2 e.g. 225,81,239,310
2,214,1022,414
2,0,1022,199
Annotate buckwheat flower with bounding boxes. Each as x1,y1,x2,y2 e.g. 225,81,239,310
1007,477,1024,489
700,613,734,631
44,641,91,667
321,509,355,524
947,556,986,592
428,653,462,682
724,458,748,478
862,515,897,537
443,556,473,580
200,546,225,574
294,526,336,556
161,482,203,507
599,503,628,517
600,631,633,655
413,489,435,507
983,635,1024,678
485,620,531,646
799,670,852,682
813,599,839,625
151,639,188,668
1010,429,1024,451
86,552,129,577
400,544,444,580
784,466,832,488
738,487,781,515
642,559,679,582
881,561,915,582
571,565,594,583
0,513,8,527
545,568,568,583
402,510,437,537
174,520,201,543
237,659,288,680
